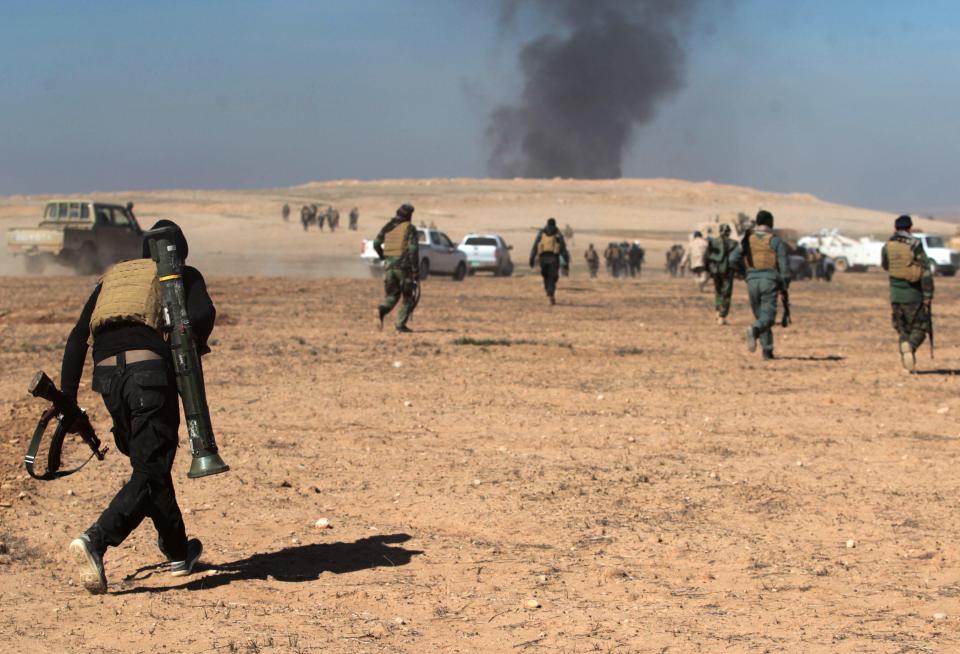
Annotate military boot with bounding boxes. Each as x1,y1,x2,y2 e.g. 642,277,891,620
900,341,916,372
745,326,758,353
762,350,775,361
376,306,387,330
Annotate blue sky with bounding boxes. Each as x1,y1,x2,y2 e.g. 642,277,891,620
0,0,958,211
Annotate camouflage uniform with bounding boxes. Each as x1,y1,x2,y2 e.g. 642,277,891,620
374,205,419,332
730,213,789,359
584,244,600,278
881,221,934,370
349,207,359,231
707,226,741,323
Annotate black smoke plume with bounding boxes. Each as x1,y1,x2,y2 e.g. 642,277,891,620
488,0,699,179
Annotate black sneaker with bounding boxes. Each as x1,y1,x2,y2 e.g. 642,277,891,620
396,325,413,333
549,296,556,306
69,534,107,594
169,538,203,577
376,307,386,330
762,350,775,361
745,327,758,353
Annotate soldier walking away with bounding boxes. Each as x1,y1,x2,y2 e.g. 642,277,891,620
530,218,570,305
604,242,623,278
681,231,710,291
881,215,934,371
563,223,575,243
374,204,420,333
730,210,789,360
329,207,340,232
281,203,290,222
628,241,645,278
666,245,684,277
61,220,214,593
349,207,359,231
316,205,326,231
707,224,741,325
300,204,312,231
584,244,600,279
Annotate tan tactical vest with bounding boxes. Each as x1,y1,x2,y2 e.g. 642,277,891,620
748,233,777,270
538,232,561,255
886,239,923,282
89,259,162,341
382,222,409,257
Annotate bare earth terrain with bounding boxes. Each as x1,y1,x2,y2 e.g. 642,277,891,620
1,178,955,278
2,267,960,653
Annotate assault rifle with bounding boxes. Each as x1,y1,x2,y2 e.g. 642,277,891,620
779,283,792,328
25,371,107,480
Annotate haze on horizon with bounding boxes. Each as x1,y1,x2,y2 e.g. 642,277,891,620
1,0,958,213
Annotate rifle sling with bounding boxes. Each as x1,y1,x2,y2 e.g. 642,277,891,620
24,411,99,481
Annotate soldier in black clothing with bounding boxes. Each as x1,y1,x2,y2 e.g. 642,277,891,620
62,220,215,594
529,218,570,305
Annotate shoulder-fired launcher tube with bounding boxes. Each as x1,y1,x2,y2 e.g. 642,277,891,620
145,227,229,479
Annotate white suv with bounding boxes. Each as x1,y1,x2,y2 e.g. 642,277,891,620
457,234,514,276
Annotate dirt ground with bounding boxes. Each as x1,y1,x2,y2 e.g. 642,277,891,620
2,267,960,653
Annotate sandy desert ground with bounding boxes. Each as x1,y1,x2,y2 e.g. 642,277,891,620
2,266,960,653
1,178,955,278
2,179,960,653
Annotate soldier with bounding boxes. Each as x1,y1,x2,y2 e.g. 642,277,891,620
681,231,710,292
628,241,645,278
374,204,419,333
329,207,340,232
707,224,741,325
604,242,622,278
61,220,214,593
349,207,359,231
881,215,934,371
618,242,630,277
584,244,600,279
563,223,575,243
281,203,290,222
529,217,570,305
300,204,311,231
730,210,789,360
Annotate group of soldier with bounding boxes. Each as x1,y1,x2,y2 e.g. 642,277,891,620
39,198,943,598
584,241,645,279
281,203,359,232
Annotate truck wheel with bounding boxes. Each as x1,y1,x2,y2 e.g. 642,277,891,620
76,244,101,275
453,262,466,281
419,259,430,280
24,256,45,274
834,257,849,273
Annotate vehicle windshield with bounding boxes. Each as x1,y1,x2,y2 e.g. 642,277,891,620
464,237,498,246
925,236,945,248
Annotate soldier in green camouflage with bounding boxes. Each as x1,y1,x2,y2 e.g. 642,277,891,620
707,224,741,325
881,214,934,371
374,204,419,333
730,210,789,360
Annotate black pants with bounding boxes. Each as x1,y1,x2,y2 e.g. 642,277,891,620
540,257,560,297
86,359,187,561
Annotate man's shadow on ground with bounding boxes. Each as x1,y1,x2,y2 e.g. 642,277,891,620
913,369,960,376
114,533,421,595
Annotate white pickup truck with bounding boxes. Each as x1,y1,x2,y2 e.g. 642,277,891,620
799,229,959,275
457,234,514,276
361,227,468,280
798,229,884,272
